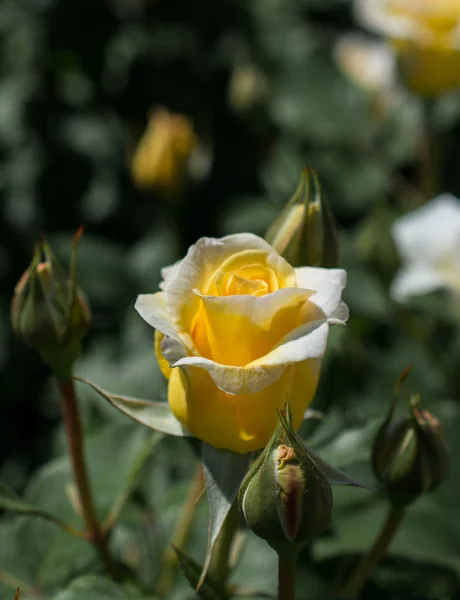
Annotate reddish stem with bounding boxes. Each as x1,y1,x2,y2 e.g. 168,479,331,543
58,378,118,580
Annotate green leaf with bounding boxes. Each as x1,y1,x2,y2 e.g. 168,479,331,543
51,575,147,600
305,447,371,489
316,401,460,578
310,418,381,477
174,546,231,600
200,444,251,588
104,431,162,529
232,534,277,595
0,422,156,593
0,482,81,537
74,377,191,437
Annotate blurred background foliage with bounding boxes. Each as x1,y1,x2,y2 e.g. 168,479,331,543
2,0,460,599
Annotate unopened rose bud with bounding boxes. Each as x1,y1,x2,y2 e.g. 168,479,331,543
372,393,449,507
11,229,90,378
228,64,269,114
131,107,197,193
265,169,338,268
238,407,333,555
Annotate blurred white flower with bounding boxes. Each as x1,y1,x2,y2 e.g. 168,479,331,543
334,33,397,95
391,194,460,301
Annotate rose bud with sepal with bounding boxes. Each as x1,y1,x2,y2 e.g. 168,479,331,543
11,228,91,378
372,392,449,507
265,168,339,268
238,405,333,556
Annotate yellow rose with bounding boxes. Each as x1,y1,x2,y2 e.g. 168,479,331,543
131,107,196,191
355,0,460,95
136,234,348,453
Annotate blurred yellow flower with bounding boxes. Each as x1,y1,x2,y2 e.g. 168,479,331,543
135,234,348,453
355,0,460,95
131,108,196,191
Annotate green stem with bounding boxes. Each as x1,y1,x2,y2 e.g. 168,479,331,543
208,501,240,584
418,99,441,201
0,570,35,596
155,465,205,597
57,377,119,581
342,504,405,597
277,551,297,600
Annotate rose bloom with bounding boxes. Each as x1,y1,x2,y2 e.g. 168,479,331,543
136,234,348,453
355,0,460,96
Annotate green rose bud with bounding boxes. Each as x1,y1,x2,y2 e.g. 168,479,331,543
372,393,449,507
11,228,91,379
238,406,333,556
265,168,339,268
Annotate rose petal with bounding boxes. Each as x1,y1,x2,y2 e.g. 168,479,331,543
294,267,349,321
171,309,333,395
172,355,286,395
135,293,194,353
161,334,188,365
164,233,296,336
249,319,331,367
168,358,321,453
159,259,183,290
192,288,313,366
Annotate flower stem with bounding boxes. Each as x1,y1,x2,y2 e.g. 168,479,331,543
57,377,118,580
278,551,297,600
155,465,205,597
418,99,441,201
342,504,405,597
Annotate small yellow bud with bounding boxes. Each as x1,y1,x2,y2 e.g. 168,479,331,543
11,229,91,378
265,169,338,268
228,64,269,114
131,107,196,193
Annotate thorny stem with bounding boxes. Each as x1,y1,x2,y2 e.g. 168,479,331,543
342,504,405,597
57,377,119,581
0,571,35,596
155,465,205,597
